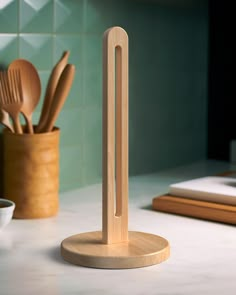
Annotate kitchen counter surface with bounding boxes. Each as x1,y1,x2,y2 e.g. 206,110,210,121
1,160,236,295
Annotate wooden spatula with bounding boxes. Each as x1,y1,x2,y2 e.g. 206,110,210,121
36,51,70,133
41,64,75,133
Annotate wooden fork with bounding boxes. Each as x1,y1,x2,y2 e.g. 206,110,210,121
0,70,23,134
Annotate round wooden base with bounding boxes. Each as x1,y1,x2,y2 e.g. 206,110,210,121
61,231,170,269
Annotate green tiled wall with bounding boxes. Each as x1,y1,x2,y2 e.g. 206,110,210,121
0,0,208,191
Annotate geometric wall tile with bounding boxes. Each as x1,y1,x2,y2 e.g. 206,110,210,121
54,35,83,107
56,108,83,146
54,35,82,68
82,107,102,145
34,70,50,112
83,34,102,70
64,73,83,108
54,0,84,33
0,0,209,192
60,145,83,191
83,35,102,107
19,0,53,33
0,34,18,67
83,68,102,107
0,0,18,33
82,142,102,186
85,0,113,34
19,34,53,70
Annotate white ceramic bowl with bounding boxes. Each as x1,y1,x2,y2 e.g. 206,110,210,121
0,198,15,231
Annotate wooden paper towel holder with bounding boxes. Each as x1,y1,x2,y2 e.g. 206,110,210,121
61,27,170,269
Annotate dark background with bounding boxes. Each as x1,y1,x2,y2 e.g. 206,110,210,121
208,0,235,161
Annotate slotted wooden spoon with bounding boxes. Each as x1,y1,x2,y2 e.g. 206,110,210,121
9,59,41,134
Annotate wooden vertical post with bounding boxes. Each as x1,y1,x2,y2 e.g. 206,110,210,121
102,27,129,244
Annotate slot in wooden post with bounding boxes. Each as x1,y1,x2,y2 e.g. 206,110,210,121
61,27,170,269
102,27,128,244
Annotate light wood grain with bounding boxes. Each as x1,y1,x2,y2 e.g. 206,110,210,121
153,194,236,224
0,70,23,134
9,59,41,134
36,51,70,133
61,27,170,269
41,64,75,133
61,231,170,269
0,110,14,132
102,27,129,244
3,128,60,218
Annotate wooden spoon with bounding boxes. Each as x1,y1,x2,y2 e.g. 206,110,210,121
9,59,41,134
0,109,14,132
42,64,75,133
36,51,70,133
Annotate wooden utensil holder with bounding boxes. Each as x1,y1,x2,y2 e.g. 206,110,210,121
3,127,60,218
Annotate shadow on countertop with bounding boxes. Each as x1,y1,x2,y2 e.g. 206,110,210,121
46,245,70,266
140,204,152,211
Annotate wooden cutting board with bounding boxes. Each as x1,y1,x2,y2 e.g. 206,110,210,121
152,171,236,225
152,194,236,224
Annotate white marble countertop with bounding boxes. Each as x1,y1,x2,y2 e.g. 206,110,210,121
1,160,236,295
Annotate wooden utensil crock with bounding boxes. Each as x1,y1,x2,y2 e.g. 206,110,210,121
3,127,60,218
